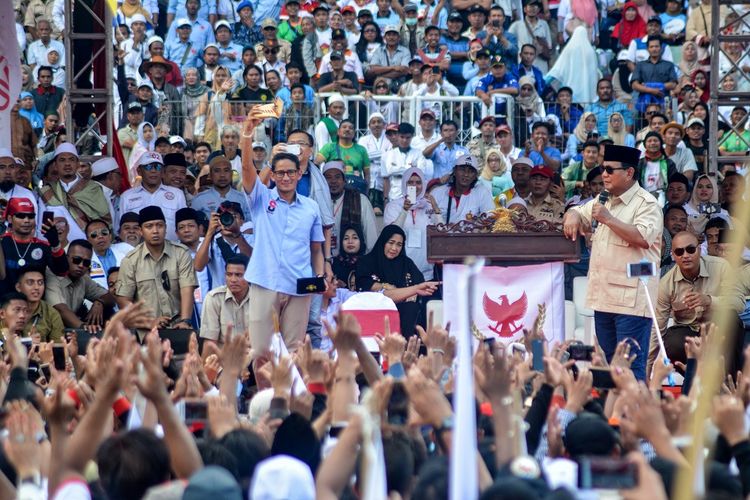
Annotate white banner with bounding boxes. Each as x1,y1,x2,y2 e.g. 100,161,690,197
442,262,566,346
0,1,21,149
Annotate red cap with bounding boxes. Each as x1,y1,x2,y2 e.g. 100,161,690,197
386,122,399,131
479,116,495,127
4,197,35,218
495,124,511,135
341,5,355,14
529,165,554,178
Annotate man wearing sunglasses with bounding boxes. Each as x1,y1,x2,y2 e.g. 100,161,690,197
85,219,132,290
45,239,117,330
119,151,187,242
563,144,663,381
647,231,746,375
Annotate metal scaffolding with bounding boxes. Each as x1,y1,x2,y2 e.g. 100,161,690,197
709,0,750,175
63,0,114,159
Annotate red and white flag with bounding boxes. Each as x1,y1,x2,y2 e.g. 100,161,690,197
0,2,21,149
443,262,566,346
341,292,400,351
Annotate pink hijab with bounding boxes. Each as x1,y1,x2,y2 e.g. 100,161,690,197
572,0,598,28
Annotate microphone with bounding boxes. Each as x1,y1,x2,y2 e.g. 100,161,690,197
591,191,610,231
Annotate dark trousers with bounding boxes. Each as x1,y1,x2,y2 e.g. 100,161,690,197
594,311,653,381
663,315,746,376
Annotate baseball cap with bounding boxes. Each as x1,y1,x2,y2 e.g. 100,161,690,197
357,8,372,17
138,151,163,166
420,109,436,119
341,5,355,14
404,3,418,13
176,18,191,28
409,55,423,65
496,124,512,135
490,55,506,67
91,157,119,177
467,4,487,14
5,198,35,217
386,123,399,132
147,35,163,48
261,18,277,29
169,135,187,147
127,101,143,112
138,80,154,90
455,152,478,170
476,48,491,58
529,165,554,178
512,157,534,169
686,117,705,128
331,28,346,39
313,3,330,13
448,11,463,21
330,50,344,60
214,19,232,31
479,116,495,127
384,25,400,34
648,15,662,24
252,142,267,150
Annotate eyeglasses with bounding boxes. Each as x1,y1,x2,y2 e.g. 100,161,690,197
673,244,697,257
287,141,310,147
364,29,377,33
375,85,388,89
142,163,162,171
71,256,92,267
13,213,35,220
89,228,110,239
273,169,298,178
602,166,629,175
161,270,170,291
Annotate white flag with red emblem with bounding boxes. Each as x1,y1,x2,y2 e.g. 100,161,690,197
442,262,565,345
0,2,21,149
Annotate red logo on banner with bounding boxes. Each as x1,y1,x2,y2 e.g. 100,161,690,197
0,57,9,111
482,291,528,337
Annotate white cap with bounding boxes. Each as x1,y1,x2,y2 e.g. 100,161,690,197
322,160,345,175
0,148,14,160
138,151,163,166
147,35,163,48
91,157,119,177
512,156,534,169
169,135,187,146
249,456,315,500
53,142,79,159
368,112,385,123
138,80,154,90
384,24,400,33
251,142,267,150
175,18,192,28
130,13,148,24
214,19,232,31
327,93,345,106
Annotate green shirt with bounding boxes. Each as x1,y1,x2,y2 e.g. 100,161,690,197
720,130,750,153
319,142,371,177
23,300,65,342
277,20,302,43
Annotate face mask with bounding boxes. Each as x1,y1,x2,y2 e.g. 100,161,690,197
405,18,417,26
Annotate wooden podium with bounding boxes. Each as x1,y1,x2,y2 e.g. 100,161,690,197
427,210,580,265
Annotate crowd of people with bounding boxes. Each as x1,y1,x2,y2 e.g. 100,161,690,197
3,0,750,497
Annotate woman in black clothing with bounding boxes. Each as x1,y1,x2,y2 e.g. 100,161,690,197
332,224,366,291
355,225,439,338
233,65,274,102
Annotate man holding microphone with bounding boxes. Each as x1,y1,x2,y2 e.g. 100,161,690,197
563,145,664,380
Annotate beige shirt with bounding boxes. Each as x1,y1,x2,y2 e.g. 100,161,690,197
526,194,564,223
115,241,197,318
199,285,250,346
570,182,663,316
737,264,750,300
45,270,109,314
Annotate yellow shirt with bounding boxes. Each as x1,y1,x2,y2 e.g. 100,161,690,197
570,182,663,317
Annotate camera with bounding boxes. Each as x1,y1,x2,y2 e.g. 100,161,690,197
219,210,235,227
567,343,594,361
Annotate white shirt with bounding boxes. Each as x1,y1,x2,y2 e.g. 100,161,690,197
430,183,495,224
358,132,392,190
26,38,65,68
90,242,132,288
626,36,675,64
382,148,432,200
410,130,441,153
314,117,341,154
119,184,187,241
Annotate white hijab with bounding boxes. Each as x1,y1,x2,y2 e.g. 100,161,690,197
547,26,600,104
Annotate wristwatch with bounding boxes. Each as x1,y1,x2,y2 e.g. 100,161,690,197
324,257,333,264
433,415,454,453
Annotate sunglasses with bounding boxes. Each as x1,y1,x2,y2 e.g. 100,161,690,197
263,48,280,54
602,166,629,175
142,163,162,171
71,256,92,267
375,84,388,89
89,228,110,239
673,244,697,257
161,270,170,291
13,213,35,220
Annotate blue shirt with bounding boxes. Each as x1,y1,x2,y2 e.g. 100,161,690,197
244,183,324,295
192,186,252,222
275,84,315,107
164,39,202,73
529,146,562,167
217,41,245,72
513,64,546,96
431,143,469,179
440,35,470,84
477,73,519,118
167,0,216,19
297,169,311,197
252,0,282,26
585,100,633,136
547,103,583,136
165,18,215,52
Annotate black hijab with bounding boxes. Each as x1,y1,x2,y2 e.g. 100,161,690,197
356,224,423,290
332,224,366,286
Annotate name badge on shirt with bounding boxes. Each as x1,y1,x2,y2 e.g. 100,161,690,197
407,229,422,248
194,288,203,304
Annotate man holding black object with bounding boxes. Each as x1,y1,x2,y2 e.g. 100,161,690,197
240,109,326,354
563,144,663,380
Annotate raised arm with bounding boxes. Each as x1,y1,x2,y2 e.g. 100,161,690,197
239,109,263,194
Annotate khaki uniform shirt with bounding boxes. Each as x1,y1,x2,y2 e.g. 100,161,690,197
24,0,54,28
45,269,109,315
648,254,745,363
526,194,564,223
570,182,663,317
737,264,750,300
199,285,250,346
23,300,64,342
117,125,139,166
116,241,197,318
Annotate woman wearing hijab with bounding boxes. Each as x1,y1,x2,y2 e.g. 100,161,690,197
195,65,233,150
478,147,514,202
356,225,439,337
564,111,597,162
383,167,443,280
607,112,635,147
546,26,599,104
127,121,156,182
678,41,706,82
181,67,208,142
332,224,367,290
611,2,646,50
516,75,546,135
21,65,35,92
685,174,731,234
563,0,599,43
18,92,45,136
117,0,152,29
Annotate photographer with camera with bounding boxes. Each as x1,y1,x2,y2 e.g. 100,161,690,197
194,201,252,290
563,144,663,381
